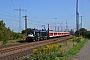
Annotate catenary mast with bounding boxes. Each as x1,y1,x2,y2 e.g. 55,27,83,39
76,0,79,32
14,8,26,32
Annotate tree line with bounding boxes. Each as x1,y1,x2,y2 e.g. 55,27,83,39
0,20,25,41
70,28,90,38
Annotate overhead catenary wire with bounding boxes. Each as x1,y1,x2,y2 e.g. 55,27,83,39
1,0,76,31
0,12,48,27
0,12,69,31
10,0,15,8
0,17,47,27
27,14,75,19
4,0,13,10
0,18,19,22
21,0,24,9
28,18,48,24
0,11,19,18
0,17,64,31
0,17,44,26
26,0,29,10
26,0,29,15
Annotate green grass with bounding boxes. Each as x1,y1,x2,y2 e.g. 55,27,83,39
64,39,88,57
24,52,66,60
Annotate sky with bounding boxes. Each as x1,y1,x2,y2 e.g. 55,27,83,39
0,0,90,32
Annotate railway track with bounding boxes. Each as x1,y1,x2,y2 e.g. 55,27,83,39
0,36,73,60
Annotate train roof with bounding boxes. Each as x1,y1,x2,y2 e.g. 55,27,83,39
49,31,69,33
28,29,39,32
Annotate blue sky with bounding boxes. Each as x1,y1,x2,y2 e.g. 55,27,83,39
0,0,90,32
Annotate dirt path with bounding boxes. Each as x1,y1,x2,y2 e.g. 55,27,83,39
67,40,90,60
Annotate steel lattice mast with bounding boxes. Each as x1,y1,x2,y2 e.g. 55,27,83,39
76,0,79,32
14,8,26,32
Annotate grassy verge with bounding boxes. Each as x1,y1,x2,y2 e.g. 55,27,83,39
64,39,88,57
18,37,88,60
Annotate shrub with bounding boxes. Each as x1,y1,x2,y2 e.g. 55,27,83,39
2,37,8,45
33,43,62,55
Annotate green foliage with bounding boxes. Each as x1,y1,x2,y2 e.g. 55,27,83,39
29,53,57,60
21,28,32,37
2,38,8,44
76,38,81,43
0,20,26,42
29,51,66,60
22,28,31,34
70,29,75,35
64,39,87,57
75,28,89,38
79,28,89,38
23,58,29,60
0,20,6,40
72,38,81,43
87,32,90,38
33,43,62,55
